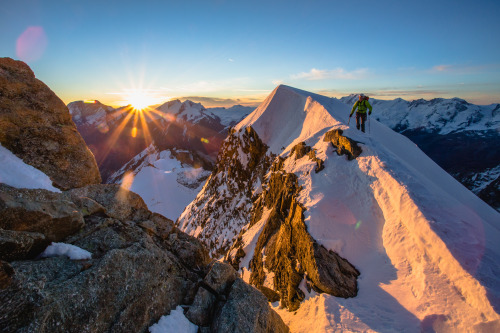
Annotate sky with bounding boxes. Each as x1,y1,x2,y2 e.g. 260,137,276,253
1,0,499,107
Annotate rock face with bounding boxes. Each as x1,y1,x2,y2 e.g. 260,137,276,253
246,157,359,311
0,57,101,190
178,126,274,257
180,127,359,312
0,183,288,332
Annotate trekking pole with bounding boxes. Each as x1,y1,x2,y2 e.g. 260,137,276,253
348,116,351,125
369,115,371,134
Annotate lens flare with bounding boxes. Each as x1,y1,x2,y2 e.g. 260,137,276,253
16,26,48,62
125,91,158,110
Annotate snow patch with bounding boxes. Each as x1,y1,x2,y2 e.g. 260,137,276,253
41,242,92,260
0,144,61,192
149,306,198,333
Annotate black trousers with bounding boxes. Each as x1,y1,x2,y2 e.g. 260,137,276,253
356,112,367,132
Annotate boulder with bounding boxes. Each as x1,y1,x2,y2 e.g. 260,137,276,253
211,278,289,333
0,57,101,190
185,262,239,326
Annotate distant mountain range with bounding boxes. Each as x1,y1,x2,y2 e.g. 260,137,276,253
69,94,499,213
338,94,500,211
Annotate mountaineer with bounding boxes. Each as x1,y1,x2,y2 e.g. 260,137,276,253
349,94,372,133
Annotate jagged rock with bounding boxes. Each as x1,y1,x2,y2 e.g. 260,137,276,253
177,126,274,257
186,287,217,327
0,261,14,289
291,142,324,173
257,286,280,303
282,199,359,298
211,278,289,333
249,162,359,311
308,150,325,173
0,184,84,249
0,230,47,262
290,142,311,159
0,57,101,190
323,129,362,160
0,184,286,332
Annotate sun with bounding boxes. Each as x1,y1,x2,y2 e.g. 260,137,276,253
126,91,156,110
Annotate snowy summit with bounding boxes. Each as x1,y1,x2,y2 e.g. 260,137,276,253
180,85,500,332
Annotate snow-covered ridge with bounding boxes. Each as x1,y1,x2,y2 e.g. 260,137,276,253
339,94,500,134
182,84,500,332
156,99,253,128
236,85,344,154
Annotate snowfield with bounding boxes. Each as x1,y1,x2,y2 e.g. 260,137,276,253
111,146,210,221
232,85,500,332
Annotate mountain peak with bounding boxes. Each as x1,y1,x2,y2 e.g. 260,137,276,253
235,85,346,154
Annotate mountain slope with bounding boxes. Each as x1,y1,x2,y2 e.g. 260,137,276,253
108,144,211,221
179,85,500,332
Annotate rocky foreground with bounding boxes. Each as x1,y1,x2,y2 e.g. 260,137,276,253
0,57,288,332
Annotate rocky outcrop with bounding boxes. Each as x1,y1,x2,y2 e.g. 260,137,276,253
290,142,324,173
0,183,288,332
323,129,362,160
181,126,359,311
0,57,101,190
177,126,275,257
244,160,359,311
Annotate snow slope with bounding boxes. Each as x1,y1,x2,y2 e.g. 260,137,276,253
109,145,210,221
225,85,500,332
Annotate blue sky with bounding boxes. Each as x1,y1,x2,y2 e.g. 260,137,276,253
1,0,499,106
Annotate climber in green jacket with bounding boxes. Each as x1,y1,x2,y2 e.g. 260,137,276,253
349,94,372,133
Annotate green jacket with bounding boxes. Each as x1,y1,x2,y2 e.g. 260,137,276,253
350,99,373,116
